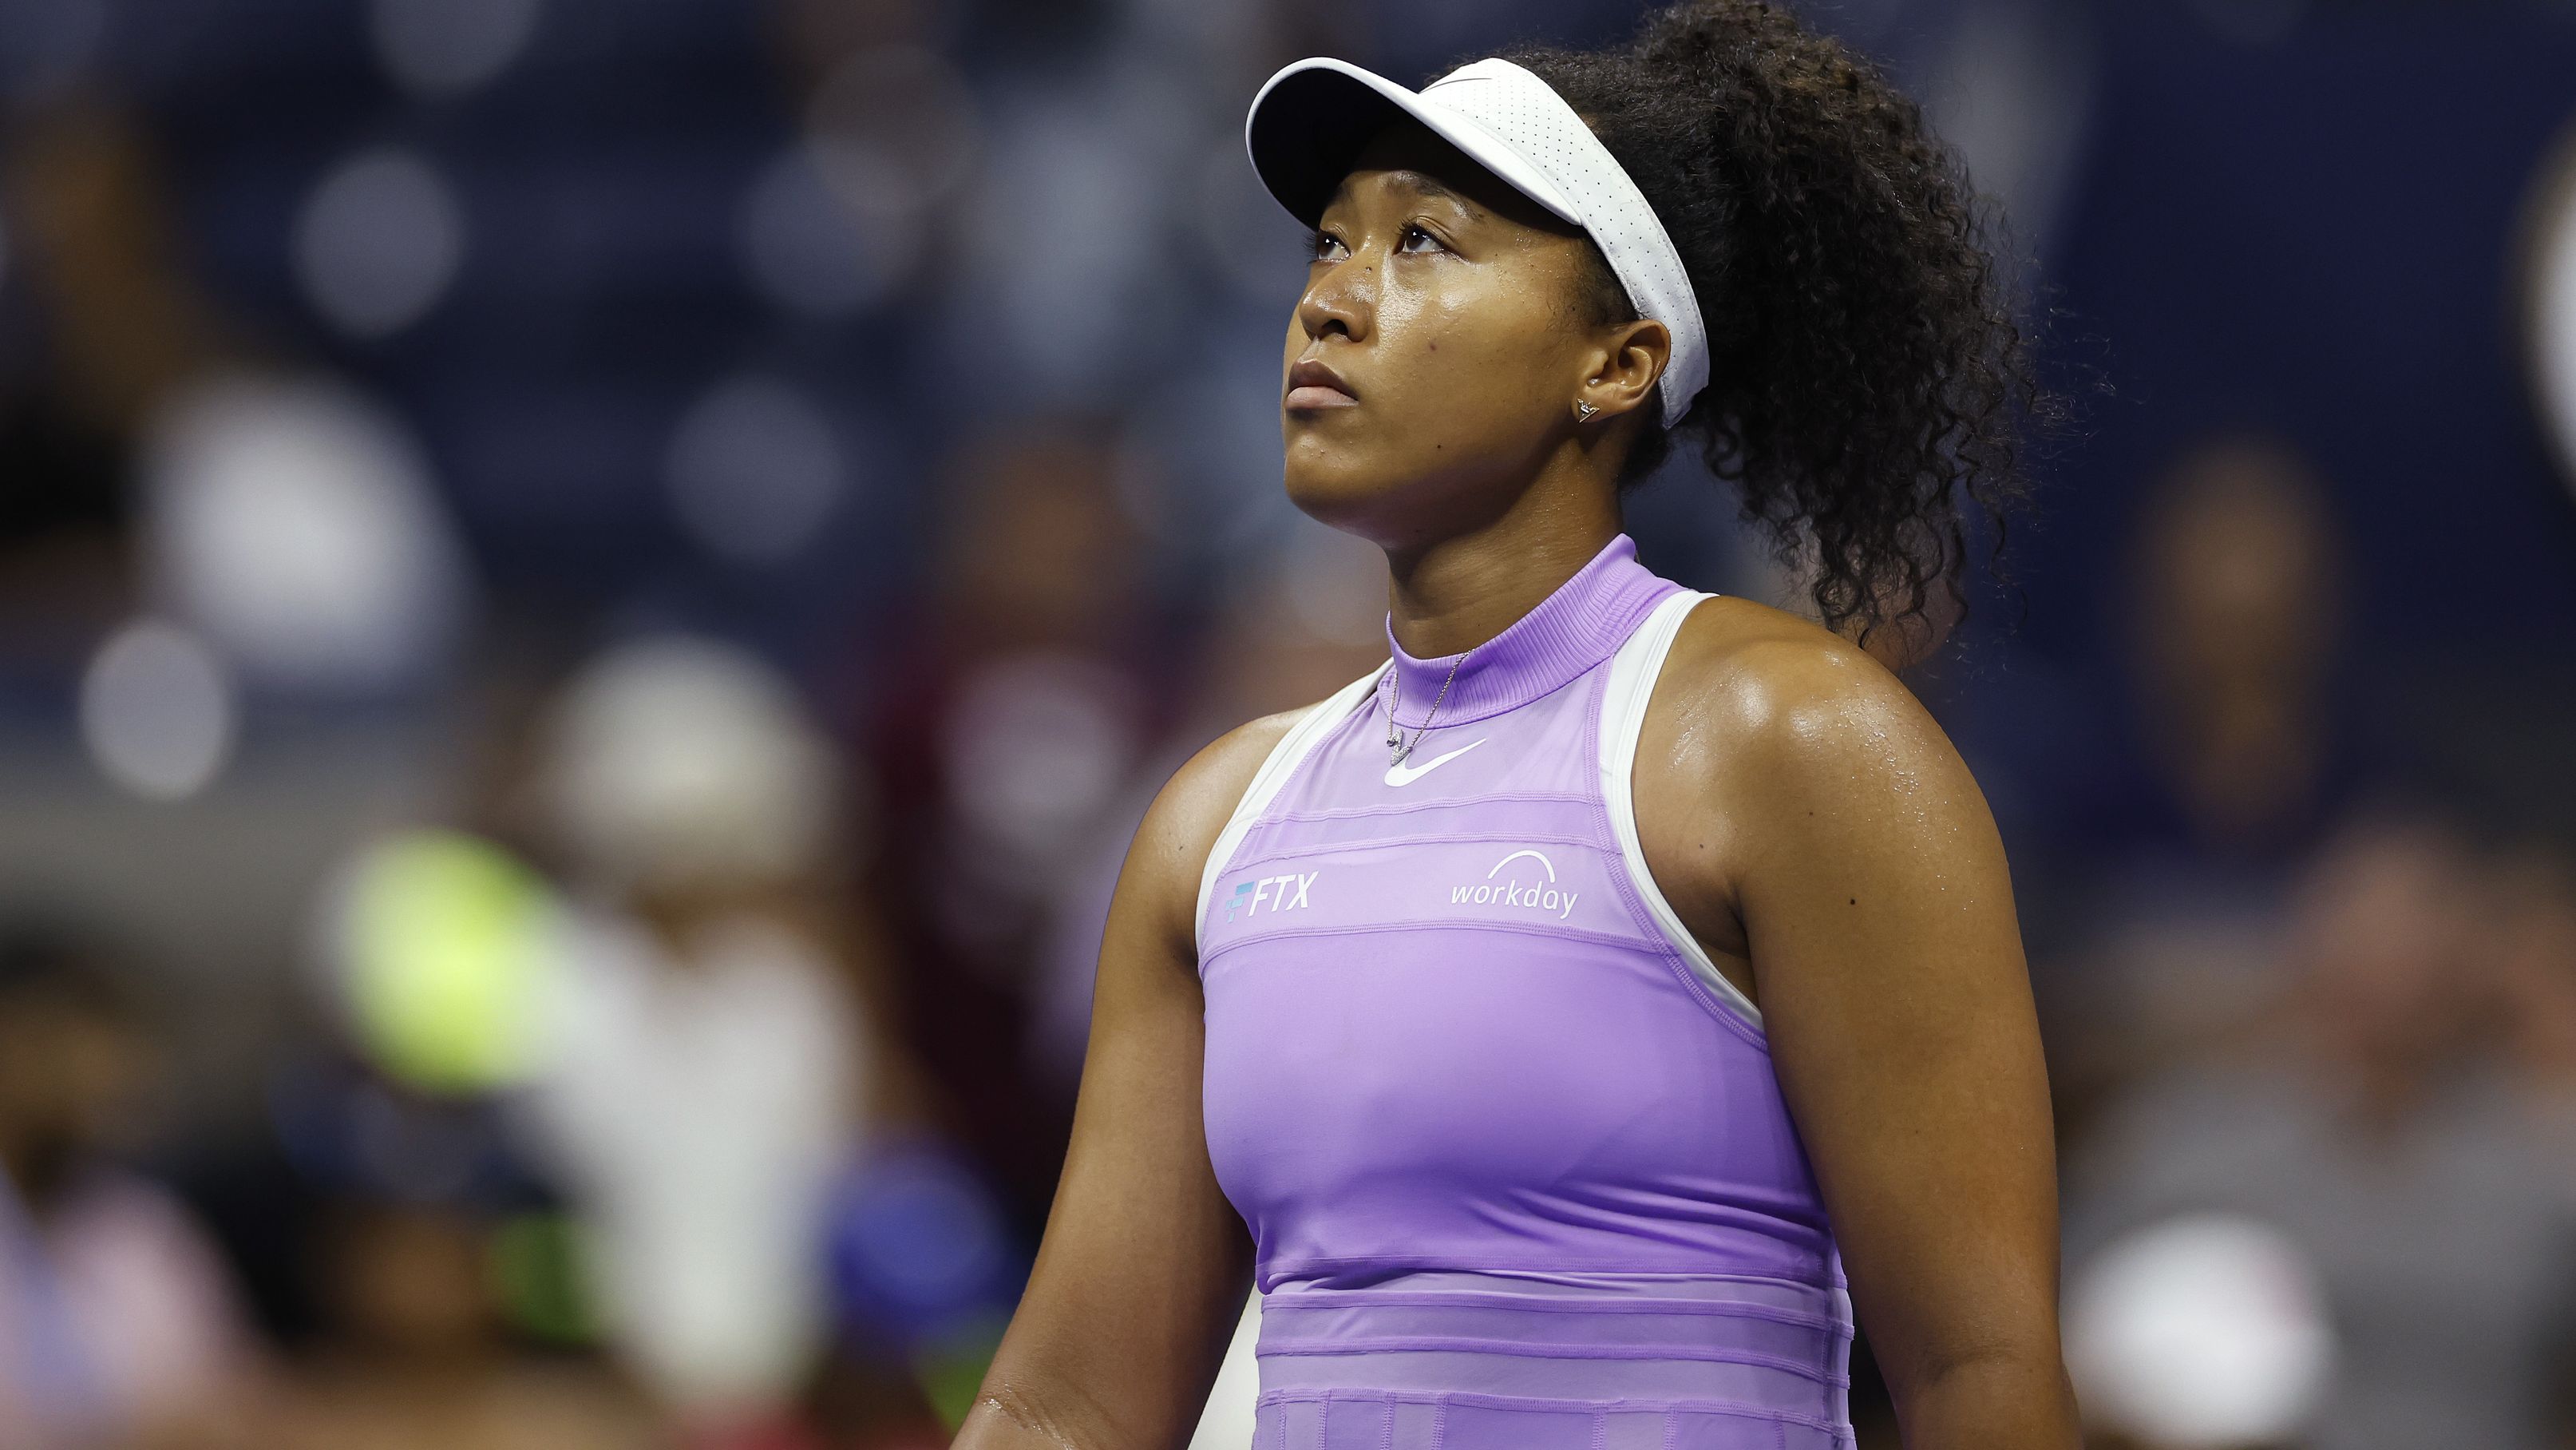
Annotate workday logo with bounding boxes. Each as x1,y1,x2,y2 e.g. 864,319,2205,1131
1451,849,1578,921
1226,871,1316,923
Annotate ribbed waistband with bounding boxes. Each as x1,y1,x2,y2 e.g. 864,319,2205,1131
1255,1270,1856,1449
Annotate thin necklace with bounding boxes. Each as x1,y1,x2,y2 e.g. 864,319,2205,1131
1383,652,1465,766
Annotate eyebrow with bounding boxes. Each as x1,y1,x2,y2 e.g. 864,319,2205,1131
1328,167,1478,216
1379,169,1472,207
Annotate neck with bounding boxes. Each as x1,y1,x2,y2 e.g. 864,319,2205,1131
1382,467,1624,660
1374,521,1677,733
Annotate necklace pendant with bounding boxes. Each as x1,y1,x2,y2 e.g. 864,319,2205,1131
1380,654,1462,775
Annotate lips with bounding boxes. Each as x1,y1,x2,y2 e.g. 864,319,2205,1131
1285,357,1358,410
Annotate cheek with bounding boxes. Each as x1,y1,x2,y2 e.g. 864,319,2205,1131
1375,293,1561,435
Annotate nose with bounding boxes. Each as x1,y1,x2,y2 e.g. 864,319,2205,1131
1295,248,1372,345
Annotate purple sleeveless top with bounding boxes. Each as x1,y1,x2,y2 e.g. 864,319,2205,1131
1196,535,1854,1450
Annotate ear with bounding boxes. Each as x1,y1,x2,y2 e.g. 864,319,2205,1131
1573,318,1672,426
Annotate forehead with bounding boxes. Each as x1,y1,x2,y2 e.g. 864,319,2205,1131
1322,117,1582,240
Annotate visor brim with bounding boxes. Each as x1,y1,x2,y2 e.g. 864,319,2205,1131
1244,57,1580,230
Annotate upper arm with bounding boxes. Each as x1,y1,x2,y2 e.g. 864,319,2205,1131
956,711,1298,1450
1650,612,2066,1405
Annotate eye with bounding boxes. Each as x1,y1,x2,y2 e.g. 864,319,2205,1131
1399,224,1446,254
1306,227,1347,263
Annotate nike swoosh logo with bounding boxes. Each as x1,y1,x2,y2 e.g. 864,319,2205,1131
1384,738,1486,787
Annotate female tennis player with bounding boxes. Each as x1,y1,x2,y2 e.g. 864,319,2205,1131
953,3,2074,1446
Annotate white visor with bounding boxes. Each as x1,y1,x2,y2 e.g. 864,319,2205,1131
1244,56,1709,429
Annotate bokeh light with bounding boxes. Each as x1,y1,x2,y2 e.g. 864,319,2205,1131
663,372,848,565
78,619,237,801
805,46,980,221
2526,121,2576,494
293,147,467,339
736,145,915,317
142,374,470,692
2065,1214,2336,1449
369,0,544,97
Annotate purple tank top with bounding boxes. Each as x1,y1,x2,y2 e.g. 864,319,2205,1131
1197,534,1854,1449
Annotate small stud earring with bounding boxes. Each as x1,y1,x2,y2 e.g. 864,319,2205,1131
1574,400,1600,423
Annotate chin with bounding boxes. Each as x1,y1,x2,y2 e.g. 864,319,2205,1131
1281,414,1515,547
1282,439,1408,541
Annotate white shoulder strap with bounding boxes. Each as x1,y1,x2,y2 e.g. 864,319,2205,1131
1599,591,1763,1029
1193,664,1385,957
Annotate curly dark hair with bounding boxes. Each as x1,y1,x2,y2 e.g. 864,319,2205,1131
1493,0,2037,642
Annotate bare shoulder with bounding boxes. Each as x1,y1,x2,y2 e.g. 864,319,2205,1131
1118,704,1316,950
1633,595,2015,1006
1646,595,1980,831
1150,708,1308,852
1661,596,1948,758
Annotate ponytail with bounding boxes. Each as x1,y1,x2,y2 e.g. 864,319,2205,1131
1499,0,2040,642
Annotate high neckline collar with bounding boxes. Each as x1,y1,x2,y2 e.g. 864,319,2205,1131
1378,533,1680,729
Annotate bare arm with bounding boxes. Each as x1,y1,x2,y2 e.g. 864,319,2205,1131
950,714,1297,1450
1640,602,2079,1449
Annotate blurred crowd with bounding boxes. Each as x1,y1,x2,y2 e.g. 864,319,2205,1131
2,0,2575,1448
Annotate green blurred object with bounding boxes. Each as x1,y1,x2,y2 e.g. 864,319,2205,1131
489,1211,600,1345
911,1309,1011,1429
339,830,559,1094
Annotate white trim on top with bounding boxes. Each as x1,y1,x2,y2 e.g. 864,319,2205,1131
1193,664,1387,959
1599,590,1764,1030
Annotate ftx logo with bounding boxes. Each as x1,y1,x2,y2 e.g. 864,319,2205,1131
1225,872,1316,923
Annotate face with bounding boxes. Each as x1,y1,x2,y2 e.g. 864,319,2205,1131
1280,120,1662,549
2135,438,2338,689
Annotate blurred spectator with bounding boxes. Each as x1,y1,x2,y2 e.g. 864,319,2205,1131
863,420,1165,1223
3,97,470,817
266,1198,653,1450
0,102,212,688
517,636,873,1443
2124,436,2348,858
0,923,263,1449
2063,814,2576,1450
2044,435,2364,1130
3,104,221,450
